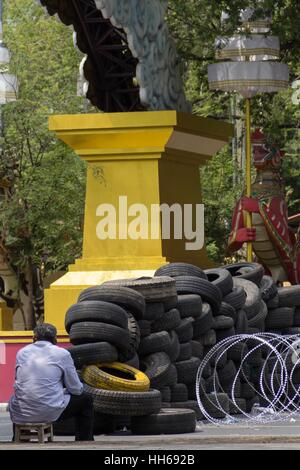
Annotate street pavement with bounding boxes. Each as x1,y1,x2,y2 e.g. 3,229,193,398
2,412,300,450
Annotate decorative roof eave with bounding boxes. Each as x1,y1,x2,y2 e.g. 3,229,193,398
39,0,190,113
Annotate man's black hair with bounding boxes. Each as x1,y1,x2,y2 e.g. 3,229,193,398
33,323,57,344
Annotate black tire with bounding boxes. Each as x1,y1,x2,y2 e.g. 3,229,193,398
206,373,220,393
177,342,192,361
247,301,267,330
69,322,130,353
200,329,216,347
229,398,246,415
140,352,174,389
159,386,171,403
241,382,257,399
223,287,247,311
137,320,151,338
239,362,251,384
119,312,141,361
282,327,300,334
232,278,261,320
138,331,171,357
175,317,194,343
221,378,241,398
202,362,212,379
170,383,188,403
170,401,204,420
187,383,200,400
166,364,178,387
260,276,278,302
201,393,230,419
293,307,300,327
175,276,222,315
192,304,214,337
131,408,196,435
69,342,118,369
78,285,145,320
265,307,295,329
175,357,201,385
223,262,264,286
177,294,202,318
65,301,128,333
235,310,249,334
103,276,177,304
204,268,233,296
151,308,181,333
204,345,227,369
216,327,235,341
165,331,180,363
155,262,207,279
144,302,165,321
163,296,179,311
246,396,260,413
266,294,280,309
190,340,204,359
227,342,248,363
83,384,161,416
245,346,263,367
217,302,237,323
218,360,237,384
214,315,234,330
248,327,262,334
278,286,300,308
125,353,140,369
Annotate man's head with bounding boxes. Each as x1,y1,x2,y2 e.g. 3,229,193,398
33,323,57,345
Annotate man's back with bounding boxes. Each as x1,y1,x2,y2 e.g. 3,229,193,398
9,341,83,423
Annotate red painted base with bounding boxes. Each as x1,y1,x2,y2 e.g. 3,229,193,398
0,334,70,403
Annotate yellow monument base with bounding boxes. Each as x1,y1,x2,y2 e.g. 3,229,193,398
45,111,233,331
0,301,13,330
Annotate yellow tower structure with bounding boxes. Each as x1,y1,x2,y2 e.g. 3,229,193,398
44,111,233,332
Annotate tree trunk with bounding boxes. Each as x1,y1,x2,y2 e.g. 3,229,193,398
24,259,35,330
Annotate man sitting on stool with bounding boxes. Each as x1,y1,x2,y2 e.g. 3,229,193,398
9,323,94,441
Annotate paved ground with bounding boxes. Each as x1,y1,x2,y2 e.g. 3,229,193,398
2,412,300,450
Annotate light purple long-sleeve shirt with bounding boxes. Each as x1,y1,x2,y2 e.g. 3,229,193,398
9,341,83,424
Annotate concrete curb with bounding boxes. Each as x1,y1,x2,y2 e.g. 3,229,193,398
0,404,8,412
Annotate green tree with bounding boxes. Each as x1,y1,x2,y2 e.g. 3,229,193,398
0,0,87,328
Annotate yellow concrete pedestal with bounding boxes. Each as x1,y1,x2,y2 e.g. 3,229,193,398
45,111,233,331
0,301,13,330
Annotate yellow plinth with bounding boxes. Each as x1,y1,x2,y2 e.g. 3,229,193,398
0,301,13,330
45,111,233,330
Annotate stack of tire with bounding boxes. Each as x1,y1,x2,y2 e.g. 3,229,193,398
153,262,272,418
262,283,300,410
58,260,300,428
101,276,197,432
265,284,300,335
54,285,159,435
61,279,196,435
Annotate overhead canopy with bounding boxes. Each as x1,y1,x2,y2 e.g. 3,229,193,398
208,62,289,99
215,35,280,61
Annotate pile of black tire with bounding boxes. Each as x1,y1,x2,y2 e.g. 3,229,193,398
56,261,300,433
153,261,267,418
153,262,300,418
57,277,196,435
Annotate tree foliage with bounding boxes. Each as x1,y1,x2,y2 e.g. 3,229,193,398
0,0,87,327
167,0,300,261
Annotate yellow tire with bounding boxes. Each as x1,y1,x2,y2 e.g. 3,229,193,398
82,362,150,392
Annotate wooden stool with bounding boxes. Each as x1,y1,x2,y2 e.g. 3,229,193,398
14,423,54,443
